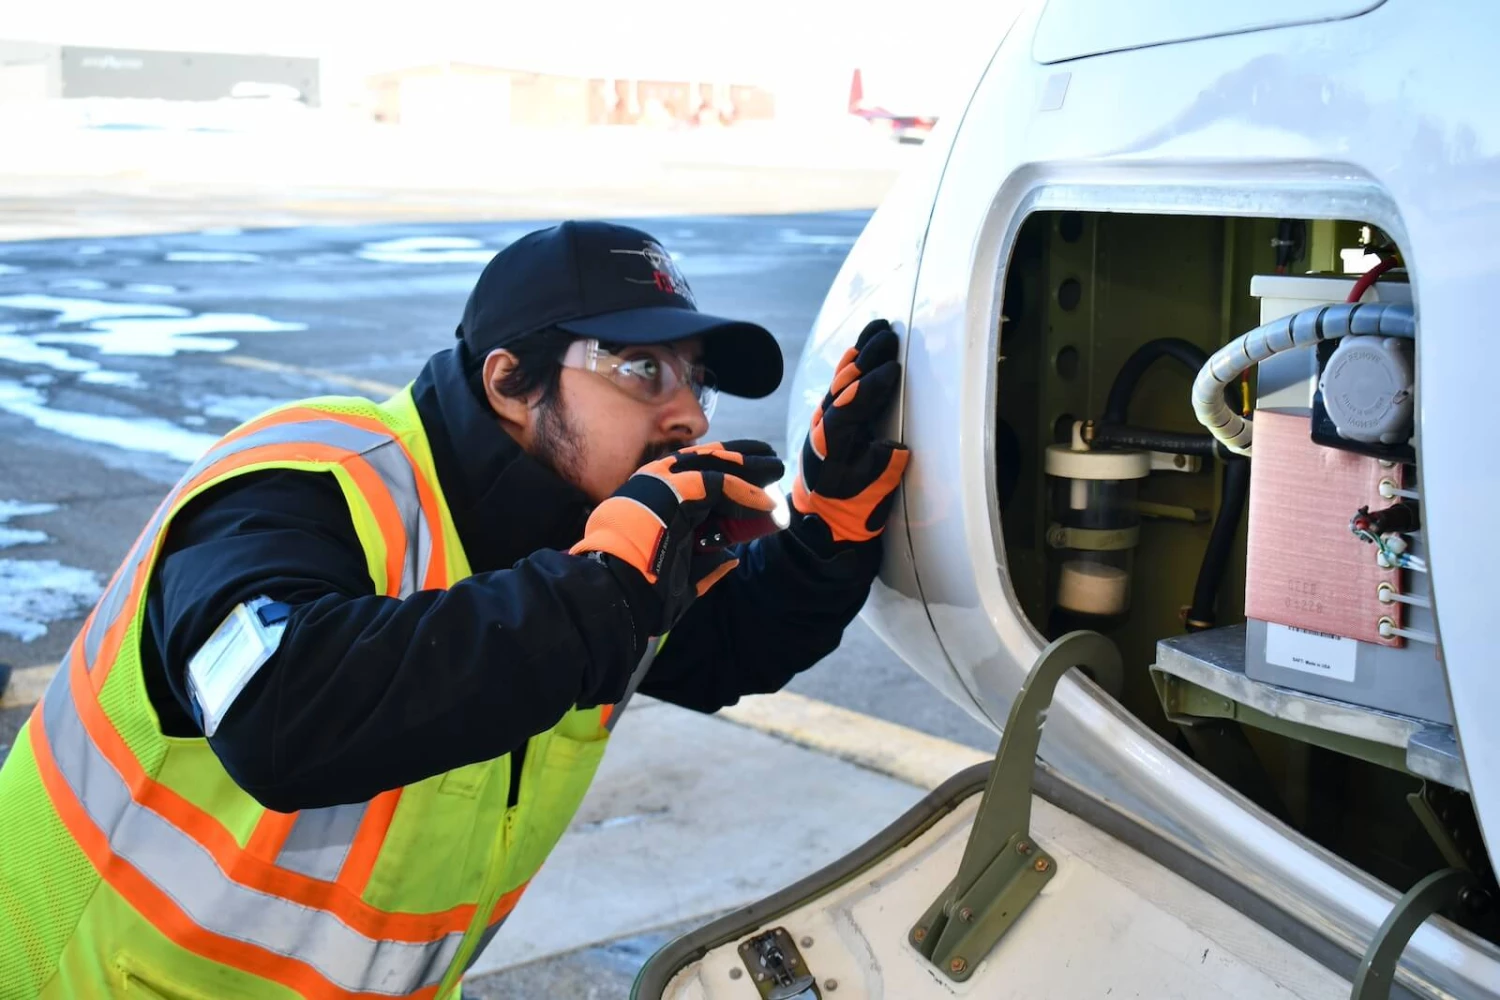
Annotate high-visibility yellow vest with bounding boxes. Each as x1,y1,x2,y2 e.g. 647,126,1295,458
0,387,658,1000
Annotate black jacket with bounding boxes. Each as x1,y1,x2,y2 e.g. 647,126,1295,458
139,346,881,812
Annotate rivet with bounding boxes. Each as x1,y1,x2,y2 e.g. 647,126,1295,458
756,972,767,982
824,979,840,991
1016,842,1032,855
959,907,974,922
801,936,814,948
913,927,927,942
950,957,968,974
729,968,743,980
1035,857,1051,873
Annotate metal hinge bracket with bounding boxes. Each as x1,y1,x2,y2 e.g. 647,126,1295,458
909,630,1122,981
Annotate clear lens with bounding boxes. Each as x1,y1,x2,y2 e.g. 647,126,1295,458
582,340,717,421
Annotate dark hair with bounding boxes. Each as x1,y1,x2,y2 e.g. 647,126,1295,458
463,326,577,406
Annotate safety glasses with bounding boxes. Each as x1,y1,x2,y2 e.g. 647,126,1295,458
563,337,719,422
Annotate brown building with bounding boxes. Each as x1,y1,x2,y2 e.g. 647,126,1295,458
367,60,775,129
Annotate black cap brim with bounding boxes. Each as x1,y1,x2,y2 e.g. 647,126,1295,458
557,305,783,399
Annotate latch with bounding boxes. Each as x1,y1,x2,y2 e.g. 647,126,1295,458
737,927,819,999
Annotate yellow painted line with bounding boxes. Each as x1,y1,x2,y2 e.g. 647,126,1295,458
715,689,992,791
219,355,402,399
1,664,57,711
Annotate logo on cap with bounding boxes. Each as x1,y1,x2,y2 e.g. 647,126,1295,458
611,242,696,306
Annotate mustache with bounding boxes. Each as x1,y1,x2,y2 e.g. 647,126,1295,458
639,441,678,467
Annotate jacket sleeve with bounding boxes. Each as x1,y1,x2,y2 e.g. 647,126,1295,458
145,469,646,812
635,515,883,712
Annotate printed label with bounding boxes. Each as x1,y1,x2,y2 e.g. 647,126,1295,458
1264,623,1357,683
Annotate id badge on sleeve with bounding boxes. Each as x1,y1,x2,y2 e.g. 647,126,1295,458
187,596,289,737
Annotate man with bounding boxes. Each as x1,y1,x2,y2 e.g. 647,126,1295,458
0,220,910,1000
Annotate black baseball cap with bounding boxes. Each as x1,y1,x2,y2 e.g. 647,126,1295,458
457,221,783,399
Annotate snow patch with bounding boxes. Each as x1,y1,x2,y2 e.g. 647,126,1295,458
0,500,99,642
1,294,305,358
0,380,215,463
50,278,109,292
165,251,264,263
0,500,59,550
80,370,144,388
0,264,26,277
0,559,103,642
125,283,177,295
356,236,498,265
198,227,243,236
777,228,858,247
0,294,183,325
0,332,100,373
37,312,305,357
198,394,284,422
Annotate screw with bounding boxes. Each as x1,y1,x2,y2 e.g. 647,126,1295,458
1174,454,1187,469
1016,842,1032,855
729,968,743,980
801,936,814,948
950,957,968,975
1035,857,1051,873
913,927,927,942
959,907,974,922
756,972,767,982
824,979,839,991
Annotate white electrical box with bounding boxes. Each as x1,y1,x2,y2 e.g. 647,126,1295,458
1247,273,1412,414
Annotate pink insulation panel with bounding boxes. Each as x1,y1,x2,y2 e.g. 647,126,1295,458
1244,409,1403,646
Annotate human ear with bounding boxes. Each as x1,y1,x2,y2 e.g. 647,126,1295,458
482,349,533,432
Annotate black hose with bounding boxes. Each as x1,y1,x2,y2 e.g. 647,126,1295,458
1103,338,1211,425
1186,456,1251,632
1089,422,1221,459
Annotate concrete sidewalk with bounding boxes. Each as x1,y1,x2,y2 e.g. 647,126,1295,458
465,695,942,977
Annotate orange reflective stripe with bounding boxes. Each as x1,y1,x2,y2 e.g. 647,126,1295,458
337,789,403,896
62,644,478,942
215,404,352,447
598,704,615,728
30,700,439,1000
489,883,530,925
339,450,407,599
217,405,448,590
246,811,299,862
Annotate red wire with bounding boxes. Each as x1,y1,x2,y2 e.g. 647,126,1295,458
1347,256,1399,303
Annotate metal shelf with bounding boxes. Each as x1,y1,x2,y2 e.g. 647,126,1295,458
1152,625,1466,791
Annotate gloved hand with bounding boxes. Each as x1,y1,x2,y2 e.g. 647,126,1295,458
792,319,912,545
571,440,785,637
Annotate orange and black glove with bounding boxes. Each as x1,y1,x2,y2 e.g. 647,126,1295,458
571,440,784,638
792,319,912,546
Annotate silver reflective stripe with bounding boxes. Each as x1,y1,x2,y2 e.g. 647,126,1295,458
275,803,368,882
185,418,392,484
41,665,463,995
361,440,432,597
606,635,668,732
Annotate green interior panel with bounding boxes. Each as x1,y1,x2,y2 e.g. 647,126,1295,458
998,210,1280,737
